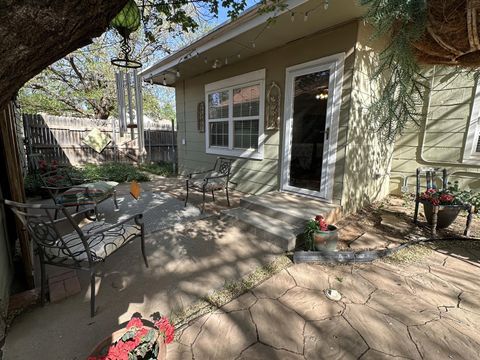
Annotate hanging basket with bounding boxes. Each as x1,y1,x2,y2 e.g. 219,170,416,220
413,0,480,66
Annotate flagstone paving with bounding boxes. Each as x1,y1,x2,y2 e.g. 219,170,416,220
169,245,480,360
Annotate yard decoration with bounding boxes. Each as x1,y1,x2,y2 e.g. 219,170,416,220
420,188,461,229
266,82,281,130
89,315,174,360
304,215,338,251
360,0,480,141
110,0,142,68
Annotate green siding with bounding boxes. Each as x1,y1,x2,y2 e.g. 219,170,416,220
390,67,480,194
341,23,394,213
175,21,358,200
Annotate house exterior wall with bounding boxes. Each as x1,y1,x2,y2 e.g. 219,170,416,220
175,21,358,200
341,23,394,212
390,67,480,194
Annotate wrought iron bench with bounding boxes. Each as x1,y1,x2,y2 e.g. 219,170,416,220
184,157,233,212
4,200,147,317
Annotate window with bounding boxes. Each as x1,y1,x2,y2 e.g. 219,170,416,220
463,81,480,163
205,69,265,159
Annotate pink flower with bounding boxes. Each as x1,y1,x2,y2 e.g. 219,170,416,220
431,199,440,206
126,317,143,330
439,194,454,203
154,317,175,344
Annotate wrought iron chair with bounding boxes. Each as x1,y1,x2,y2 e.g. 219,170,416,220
184,157,233,212
4,199,147,317
413,167,473,236
38,166,118,219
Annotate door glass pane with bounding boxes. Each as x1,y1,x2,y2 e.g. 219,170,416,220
288,70,330,191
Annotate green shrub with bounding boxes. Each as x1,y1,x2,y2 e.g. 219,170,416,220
81,163,150,183
139,161,174,177
24,173,43,196
24,163,150,197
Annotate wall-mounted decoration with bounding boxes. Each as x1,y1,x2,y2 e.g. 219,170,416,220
266,82,281,130
197,101,205,133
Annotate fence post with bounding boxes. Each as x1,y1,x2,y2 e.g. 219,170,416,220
171,119,176,174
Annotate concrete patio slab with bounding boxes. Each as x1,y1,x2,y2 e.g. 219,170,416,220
3,214,284,359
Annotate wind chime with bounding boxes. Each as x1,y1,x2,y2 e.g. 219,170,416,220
110,0,144,151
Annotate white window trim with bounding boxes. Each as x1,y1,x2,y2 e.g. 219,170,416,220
205,69,265,160
463,80,480,164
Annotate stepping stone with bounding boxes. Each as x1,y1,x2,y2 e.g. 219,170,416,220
304,316,368,359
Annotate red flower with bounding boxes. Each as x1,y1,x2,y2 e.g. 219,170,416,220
439,194,454,203
154,317,175,344
126,317,143,330
431,199,440,206
134,326,149,342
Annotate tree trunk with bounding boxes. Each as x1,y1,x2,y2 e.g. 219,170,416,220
0,0,128,108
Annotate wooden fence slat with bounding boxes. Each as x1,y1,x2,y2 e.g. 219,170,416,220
23,114,177,169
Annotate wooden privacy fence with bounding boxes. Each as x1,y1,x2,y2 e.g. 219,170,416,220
23,114,176,171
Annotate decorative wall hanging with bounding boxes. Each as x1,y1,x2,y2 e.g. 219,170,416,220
266,82,281,130
197,101,205,133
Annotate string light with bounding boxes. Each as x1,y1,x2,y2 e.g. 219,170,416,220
204,57,208,64
237,53,241,59
225,57,228,65
324,0,329,10
149,78,153,85
304,11,309,21
291,13,295,22
176,69,181,77
251,41,256,49
163,77,167,86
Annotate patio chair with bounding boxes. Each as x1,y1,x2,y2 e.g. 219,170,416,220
38,166,118,219
184,157,233,212
413,167,474,236
4,199,147,317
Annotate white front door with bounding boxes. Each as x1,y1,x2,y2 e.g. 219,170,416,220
281,53,344,200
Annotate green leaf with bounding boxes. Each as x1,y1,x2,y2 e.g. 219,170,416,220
122,330,136,341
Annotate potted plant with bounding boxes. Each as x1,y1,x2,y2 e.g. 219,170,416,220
303,215,338,251
420,188,461,229
88,315,175,360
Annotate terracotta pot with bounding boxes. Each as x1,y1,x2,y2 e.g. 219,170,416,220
423,203,461,229
314,225,338,251
89,326,167,360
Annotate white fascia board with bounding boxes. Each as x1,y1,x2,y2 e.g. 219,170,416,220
139,0,309,81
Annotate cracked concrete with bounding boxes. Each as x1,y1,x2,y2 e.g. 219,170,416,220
171,246,480,359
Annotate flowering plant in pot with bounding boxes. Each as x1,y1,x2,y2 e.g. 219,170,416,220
420,188,461,229
88,315,175,360
303,215,338,251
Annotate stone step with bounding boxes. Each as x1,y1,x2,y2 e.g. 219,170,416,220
240,191,341,226
221,207,299,251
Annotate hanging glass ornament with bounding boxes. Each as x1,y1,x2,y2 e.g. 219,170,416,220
111,0,142,69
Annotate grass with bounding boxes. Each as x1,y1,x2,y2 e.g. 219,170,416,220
383,244,432,264
139,161,174,177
